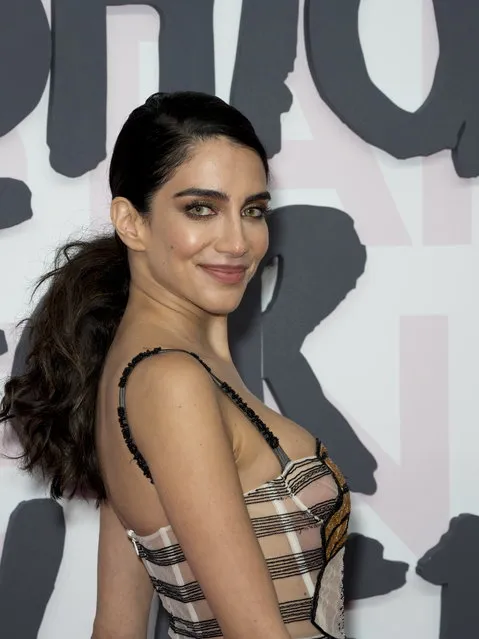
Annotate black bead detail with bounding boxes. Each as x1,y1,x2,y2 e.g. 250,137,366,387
117,346,280,482
217,381,279,449
119,346,164,388
117,405,154,483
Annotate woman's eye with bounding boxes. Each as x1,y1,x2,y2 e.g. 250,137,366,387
244,206,267,218
193,206,209,215
186,204,214,217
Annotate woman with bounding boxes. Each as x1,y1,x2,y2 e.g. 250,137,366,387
1,92,350,639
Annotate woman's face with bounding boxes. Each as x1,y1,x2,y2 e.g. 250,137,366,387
140,136,270,316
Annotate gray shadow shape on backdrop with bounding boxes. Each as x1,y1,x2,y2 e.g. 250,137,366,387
0,330,7,356
344,533,408,602
0,320,69,639
0,0,51,137
0,178,33,230
229,0,299,158
49,0,215,177
304,0,479,178
417,514,479,639
231,205,377,495
48,0,300,176
153,603,170,639
0,499,65,639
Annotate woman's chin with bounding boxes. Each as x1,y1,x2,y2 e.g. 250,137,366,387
197,292,245,316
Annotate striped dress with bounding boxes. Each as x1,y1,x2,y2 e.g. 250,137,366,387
117,348,351,639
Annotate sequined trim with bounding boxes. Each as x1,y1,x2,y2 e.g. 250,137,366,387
117,346,282,483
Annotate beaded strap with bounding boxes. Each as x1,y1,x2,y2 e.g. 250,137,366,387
117,346,282,483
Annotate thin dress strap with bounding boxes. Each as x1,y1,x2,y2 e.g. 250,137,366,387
117,347,291,483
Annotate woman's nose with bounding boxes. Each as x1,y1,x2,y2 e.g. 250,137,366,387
215,216,248,257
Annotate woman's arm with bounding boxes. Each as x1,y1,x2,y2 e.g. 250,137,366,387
126,352,291,639
91,502,153,639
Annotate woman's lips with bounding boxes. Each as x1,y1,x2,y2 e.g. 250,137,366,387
199,265,247,284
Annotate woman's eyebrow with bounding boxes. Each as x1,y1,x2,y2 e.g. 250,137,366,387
173,187,271,206
243,191,271,205
174,187,229,200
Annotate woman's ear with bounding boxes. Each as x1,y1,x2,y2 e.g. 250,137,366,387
110,198,148,252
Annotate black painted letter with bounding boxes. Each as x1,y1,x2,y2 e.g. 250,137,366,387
304,0,479,178
49,0,215,177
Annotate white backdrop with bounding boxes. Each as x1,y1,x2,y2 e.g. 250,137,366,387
1,1,478,637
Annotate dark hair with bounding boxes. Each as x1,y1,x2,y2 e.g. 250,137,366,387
0,91,269,501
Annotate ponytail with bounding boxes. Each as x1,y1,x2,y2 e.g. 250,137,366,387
0,234,129,501
0,90,270,502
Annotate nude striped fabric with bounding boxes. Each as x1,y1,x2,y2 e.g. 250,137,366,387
126,440,350,639
118,348,350,639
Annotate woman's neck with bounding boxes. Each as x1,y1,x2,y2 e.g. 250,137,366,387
120,286,232,362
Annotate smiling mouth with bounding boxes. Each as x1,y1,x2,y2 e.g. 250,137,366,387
199,265,248,284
